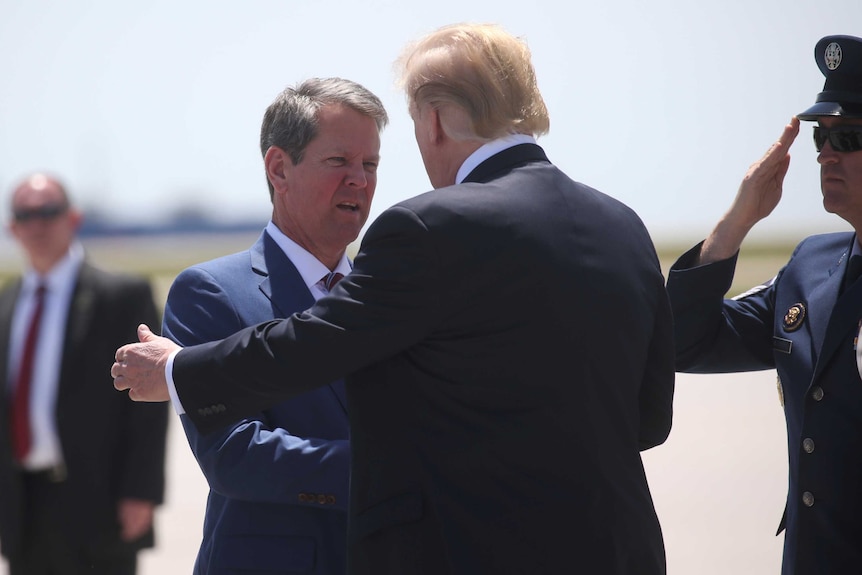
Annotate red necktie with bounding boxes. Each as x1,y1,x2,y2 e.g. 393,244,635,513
323,272,344,292
10,284,46,462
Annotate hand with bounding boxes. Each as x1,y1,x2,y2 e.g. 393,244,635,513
117,498,155,542
700,118,800,264
112,324,179,402
731,117,800,225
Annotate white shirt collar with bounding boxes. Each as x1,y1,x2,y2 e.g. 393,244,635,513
265,221,351,290
455,133,537,184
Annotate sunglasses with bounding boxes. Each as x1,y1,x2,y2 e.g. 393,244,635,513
12,203,69,223
813,125,862,153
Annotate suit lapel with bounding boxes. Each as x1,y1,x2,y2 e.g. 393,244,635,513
812,238,858,380
0,280,22,414
807,250,845,362
462,143,549,184
60,264,97,399
255,232,348,412
254,232,315,315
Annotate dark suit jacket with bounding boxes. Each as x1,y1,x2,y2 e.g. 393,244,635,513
0,261,169,561
668,233,862,575
162,231,350,574
174,144,675,574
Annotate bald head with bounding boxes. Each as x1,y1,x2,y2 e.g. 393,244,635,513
8,173,81,274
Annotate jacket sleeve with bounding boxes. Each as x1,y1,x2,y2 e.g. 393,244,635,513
666,241,778,374
638,280,675,451
163,266,350,509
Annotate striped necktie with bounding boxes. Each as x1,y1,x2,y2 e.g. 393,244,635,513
323,272,344,292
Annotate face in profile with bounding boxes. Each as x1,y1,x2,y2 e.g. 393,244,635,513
817,116,862,228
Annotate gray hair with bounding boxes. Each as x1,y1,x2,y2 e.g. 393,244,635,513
260,77,389,199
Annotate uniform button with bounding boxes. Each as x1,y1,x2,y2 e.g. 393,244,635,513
802,491,815,507
811,387,824,401
803,438,815,454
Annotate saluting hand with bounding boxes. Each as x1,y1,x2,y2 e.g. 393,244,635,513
700,117,800,264
112,324,179,402
732,117,800,225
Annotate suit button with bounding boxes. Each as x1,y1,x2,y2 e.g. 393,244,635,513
298,493,309,503
811,387,824,401
802,491,815,507
317,494,327,504
803,438,815,454
326,495,336,505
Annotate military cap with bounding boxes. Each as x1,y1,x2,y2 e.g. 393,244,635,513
798,35,862,120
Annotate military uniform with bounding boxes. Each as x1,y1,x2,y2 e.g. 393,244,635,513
667,34,862,575
668,233,862,575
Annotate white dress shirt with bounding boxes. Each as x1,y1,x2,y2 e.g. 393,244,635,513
7,243,84,470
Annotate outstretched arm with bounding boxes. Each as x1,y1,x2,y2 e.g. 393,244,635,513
698,118,799,264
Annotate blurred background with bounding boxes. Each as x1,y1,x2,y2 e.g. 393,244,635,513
2,0,861,243
4,0,861,572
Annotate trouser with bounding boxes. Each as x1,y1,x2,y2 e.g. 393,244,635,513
8,469,137,575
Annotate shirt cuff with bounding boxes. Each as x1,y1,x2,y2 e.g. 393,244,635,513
166,349,185,415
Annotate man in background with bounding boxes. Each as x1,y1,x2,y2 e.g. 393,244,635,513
0,173,168,574
162,77,387,574
114,23,674,574
666,35,862,574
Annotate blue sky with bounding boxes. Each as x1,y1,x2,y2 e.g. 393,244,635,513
2,0,862,243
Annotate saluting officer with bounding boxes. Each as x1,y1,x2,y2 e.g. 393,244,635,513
667,35,862,575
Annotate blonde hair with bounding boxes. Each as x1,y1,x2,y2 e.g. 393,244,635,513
396,23,550,141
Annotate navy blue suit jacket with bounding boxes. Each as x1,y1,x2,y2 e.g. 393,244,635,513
172,145,674,575
668,232,862,575
162,231,350,574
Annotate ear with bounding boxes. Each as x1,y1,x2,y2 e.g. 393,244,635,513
264,146,291,194
428,106,445,145
67,208,83,232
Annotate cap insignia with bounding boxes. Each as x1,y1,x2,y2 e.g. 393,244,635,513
825,42,843,71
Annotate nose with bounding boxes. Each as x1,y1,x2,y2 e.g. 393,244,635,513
344,161,369,188
817,140,840,165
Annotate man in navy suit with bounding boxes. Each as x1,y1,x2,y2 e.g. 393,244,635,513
114,23,675,574
161,78,387,574
665,35,862,575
